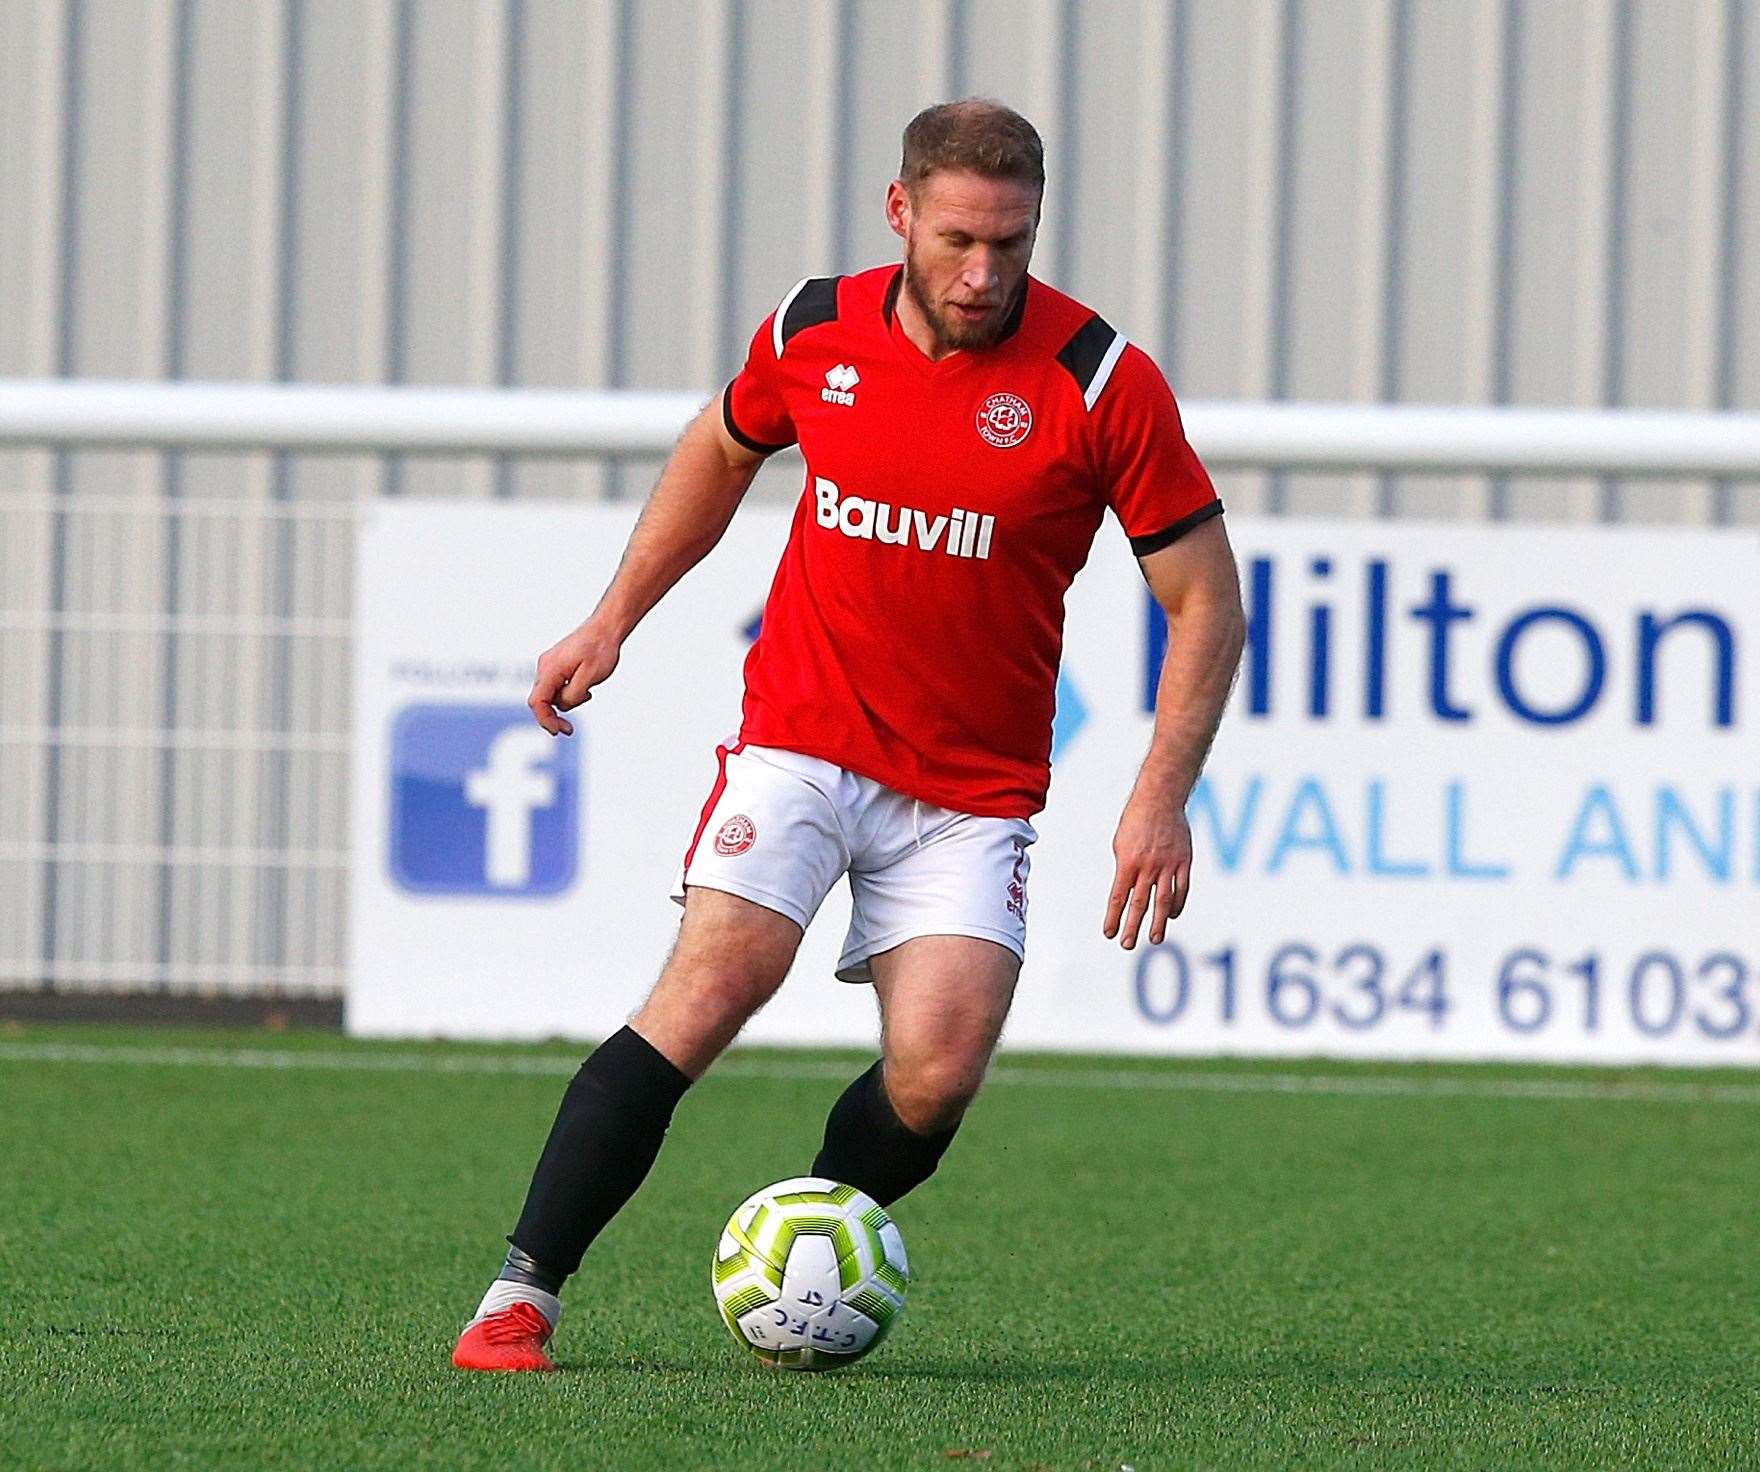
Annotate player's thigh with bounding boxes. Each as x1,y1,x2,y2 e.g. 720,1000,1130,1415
870,935,1021,1125
836,808,1033,983
634,887,804,1077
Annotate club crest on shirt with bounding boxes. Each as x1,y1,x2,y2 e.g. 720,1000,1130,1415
714,814,757,856
976,392,1033,448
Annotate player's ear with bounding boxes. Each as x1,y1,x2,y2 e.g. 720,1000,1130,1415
885,179,910,241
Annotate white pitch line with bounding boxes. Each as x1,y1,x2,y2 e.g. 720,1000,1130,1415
2,1040,1758,1106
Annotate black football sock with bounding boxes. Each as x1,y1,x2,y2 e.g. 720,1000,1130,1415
810,1059,959,1206
506,1025,693,1282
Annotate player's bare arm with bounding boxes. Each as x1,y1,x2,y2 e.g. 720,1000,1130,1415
1104,514,1246,951
528,392,765,735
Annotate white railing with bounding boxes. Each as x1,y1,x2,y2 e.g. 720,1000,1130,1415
1,379,1758,478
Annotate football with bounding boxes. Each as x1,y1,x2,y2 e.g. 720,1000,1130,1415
711,1176,910,1370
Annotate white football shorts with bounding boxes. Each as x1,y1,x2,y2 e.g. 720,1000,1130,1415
669,737,1036,982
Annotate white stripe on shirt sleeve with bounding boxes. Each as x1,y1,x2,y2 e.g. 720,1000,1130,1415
1083,330,1129,411
772,277,812,359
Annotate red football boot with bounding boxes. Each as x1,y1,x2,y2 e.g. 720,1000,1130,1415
451,1300,557,1372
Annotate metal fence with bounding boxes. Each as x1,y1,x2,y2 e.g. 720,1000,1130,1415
1,489,352,1007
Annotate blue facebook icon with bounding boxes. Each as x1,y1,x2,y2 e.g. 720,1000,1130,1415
389,703,579,896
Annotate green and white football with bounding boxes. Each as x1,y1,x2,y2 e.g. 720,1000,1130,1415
711,1176,910,1370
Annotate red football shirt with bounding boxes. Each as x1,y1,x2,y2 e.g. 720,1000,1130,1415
722,263,1221,818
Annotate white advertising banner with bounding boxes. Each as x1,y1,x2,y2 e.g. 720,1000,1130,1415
352,502,1759,1066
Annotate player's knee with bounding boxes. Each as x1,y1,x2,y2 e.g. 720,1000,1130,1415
636,959,778,1058
687,963,778,1025
884,1055,983,1136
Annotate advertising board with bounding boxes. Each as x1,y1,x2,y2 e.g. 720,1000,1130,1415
353,501,1758,1065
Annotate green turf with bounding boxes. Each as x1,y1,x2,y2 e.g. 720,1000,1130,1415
2,1023,1757,1470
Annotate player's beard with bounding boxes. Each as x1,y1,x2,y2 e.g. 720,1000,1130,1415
901,241,1024,353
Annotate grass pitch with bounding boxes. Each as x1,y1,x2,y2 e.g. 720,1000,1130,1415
2,1024,1757,1470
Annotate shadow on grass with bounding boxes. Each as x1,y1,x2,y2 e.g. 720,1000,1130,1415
554,1345,1657,1402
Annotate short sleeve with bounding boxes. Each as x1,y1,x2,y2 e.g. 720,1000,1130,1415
1092,344,1222,556
721,312,796,455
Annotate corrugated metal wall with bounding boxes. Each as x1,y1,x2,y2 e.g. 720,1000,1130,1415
1,0,1755,998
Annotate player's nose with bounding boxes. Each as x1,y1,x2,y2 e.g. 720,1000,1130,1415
960,256,1000,298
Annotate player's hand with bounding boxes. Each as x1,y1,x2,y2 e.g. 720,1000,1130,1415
528,619,621,736
1103,791,1193,950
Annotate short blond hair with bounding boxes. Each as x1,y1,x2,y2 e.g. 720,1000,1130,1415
899,98,1045,198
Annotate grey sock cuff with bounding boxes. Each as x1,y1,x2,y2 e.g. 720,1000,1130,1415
468,1279,564,1336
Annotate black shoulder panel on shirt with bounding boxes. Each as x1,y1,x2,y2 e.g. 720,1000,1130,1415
778,276,843,352
1055,313,1119,397
1130,499,1225,558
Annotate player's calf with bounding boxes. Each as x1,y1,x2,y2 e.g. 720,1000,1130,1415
453,1024,692,1372
811,1059,963,1206
506,1025,695,1280
452,890,802,1371
812,933,1017,1206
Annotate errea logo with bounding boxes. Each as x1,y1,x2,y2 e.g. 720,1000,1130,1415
822,364,859,406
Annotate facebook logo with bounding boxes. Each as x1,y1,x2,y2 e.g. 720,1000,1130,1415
389,703,579,896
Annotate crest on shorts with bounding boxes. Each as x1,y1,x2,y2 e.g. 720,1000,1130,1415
1005,838,1028,920
714,814,757,857
976,392,1032,448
